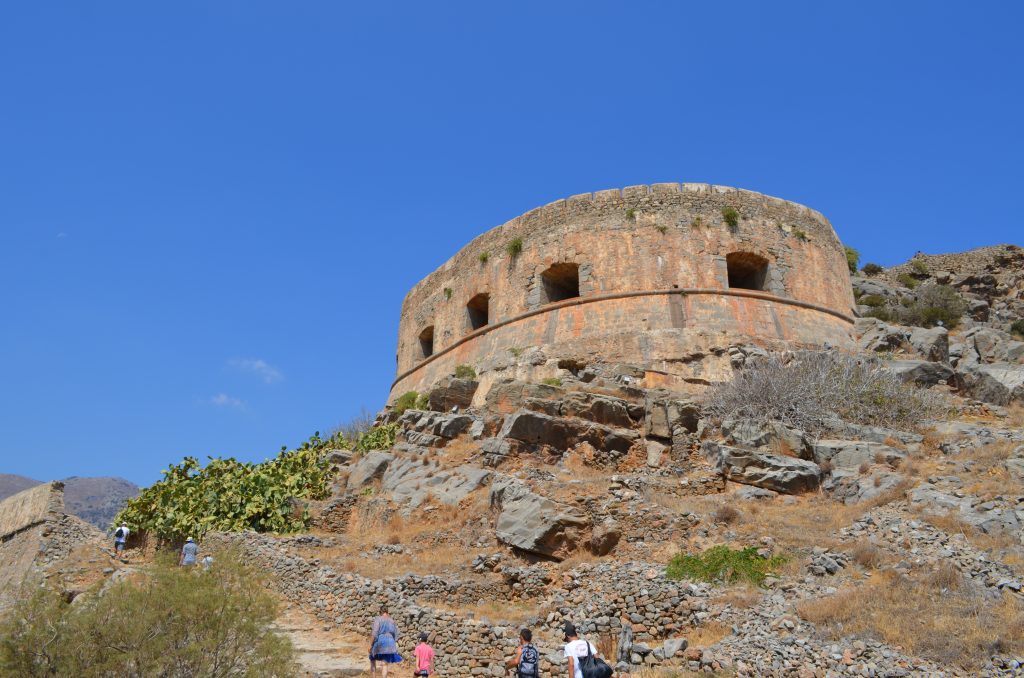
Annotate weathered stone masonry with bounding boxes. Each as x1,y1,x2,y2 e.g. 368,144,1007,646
390,183,855,403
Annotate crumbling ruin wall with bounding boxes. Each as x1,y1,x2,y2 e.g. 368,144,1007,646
0,482,66,608
391,183,855,402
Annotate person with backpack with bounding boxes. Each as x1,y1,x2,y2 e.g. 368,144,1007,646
506,628,539,678
413,631,434,677
113,523,129,559
563,623,612,678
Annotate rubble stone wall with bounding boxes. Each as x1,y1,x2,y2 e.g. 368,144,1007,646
391,183,855,401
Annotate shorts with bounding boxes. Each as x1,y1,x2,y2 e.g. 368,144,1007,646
414,671,429,677
115,541,125,551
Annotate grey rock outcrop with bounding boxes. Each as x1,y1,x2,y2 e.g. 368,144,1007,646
812,440,906,470
488,476,589,560
346,451,395,489
854,318,909,353
909,326,949,362
428,377,479,412
702,442,821,494
955,363,1024,405
882,359,954,386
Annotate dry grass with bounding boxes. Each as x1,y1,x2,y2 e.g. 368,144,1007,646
798,569,1024,670
713,505,740,525
687,620,731,648
429,598,540,625
713,584,761,609
847,540,886,570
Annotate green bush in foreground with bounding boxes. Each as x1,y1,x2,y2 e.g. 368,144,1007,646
721,206,739,229
354,422,398,452
392,390,419,416
667,545,786,586
0,554,296,678
454,364,477,380
1009,319,1024,338
861,262,883,276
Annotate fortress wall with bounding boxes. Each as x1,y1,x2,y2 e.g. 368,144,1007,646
0,481,63,541
391,292,853,397
392,183,854,401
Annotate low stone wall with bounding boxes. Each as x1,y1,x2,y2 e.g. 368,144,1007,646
208,531,703,675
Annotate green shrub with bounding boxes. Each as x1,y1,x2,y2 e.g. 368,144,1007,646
860,294,888,308
443,287,452,300
115,443,332,540
690,216,704,228
506,237,523,257
667,545,785,586
355,423,398,452
911,259,930,275
896,283,967,329
1011,320,1024,338
721,206,739,229
655,224,668,234
793,228,808,241
392,391,419,416
897,273,920,289
478,251,490,264
862,306,893,322
454,364,477,380
414,392,430,410
541,377,562,387
625,208,636,221
844,246,860,274
0,554,296,677
862,263,883,276
508,347,524,357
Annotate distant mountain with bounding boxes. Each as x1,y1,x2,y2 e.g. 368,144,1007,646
0,474,139,530
0,473,41,500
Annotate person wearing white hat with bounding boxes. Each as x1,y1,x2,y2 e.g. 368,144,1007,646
179,536,199,567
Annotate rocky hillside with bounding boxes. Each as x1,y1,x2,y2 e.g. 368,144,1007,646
5,245,1022,677
0,474,139,530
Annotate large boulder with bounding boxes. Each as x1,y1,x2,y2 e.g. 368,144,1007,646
489,476,589,560
854,318,910,353
381,460,491,507
955,363,1024,405
428,376,479,411
812,440,907,470
557,392,640,428
823,469,907,504
964,327,1024,365
484,379,564,414
644,395,701,439
909,326,949,362
702,442,821,494
721,417,813,459
498,409,637,454
882,359,954,386
346,451,395,489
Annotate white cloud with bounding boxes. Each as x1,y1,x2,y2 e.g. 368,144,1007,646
228,358,283,384
209,393,244,408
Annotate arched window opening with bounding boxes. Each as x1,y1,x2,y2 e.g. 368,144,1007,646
466,293,490,331
726,252,769,291
540,263,580,304
418,326,435,359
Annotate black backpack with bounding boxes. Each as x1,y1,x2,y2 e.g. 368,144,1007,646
579,641,613,678
518,644,539,678
114,527,125,540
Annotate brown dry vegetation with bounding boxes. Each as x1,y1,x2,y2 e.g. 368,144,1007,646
798,569,1024,670
686,620,731,649
429,598,540,625
713,584,762,610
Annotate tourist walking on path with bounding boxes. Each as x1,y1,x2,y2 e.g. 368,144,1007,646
179,536,199,567
562,623,598,678
507,628,539,678
113,523,129,559
368,605,402,678
413,632,435,676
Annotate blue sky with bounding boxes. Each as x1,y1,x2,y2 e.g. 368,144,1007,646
2,2,1021,486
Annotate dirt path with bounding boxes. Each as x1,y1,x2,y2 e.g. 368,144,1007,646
273,604,370,678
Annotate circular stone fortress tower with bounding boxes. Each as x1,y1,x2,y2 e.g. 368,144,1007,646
390,183,855,404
